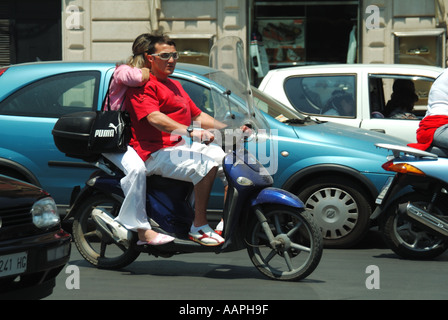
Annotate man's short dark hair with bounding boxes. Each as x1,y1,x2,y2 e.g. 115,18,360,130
146,34,176,54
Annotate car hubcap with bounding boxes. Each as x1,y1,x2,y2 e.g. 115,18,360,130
305,187,359,240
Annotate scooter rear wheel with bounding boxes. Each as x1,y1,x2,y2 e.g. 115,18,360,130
72,194,140,269
246,205,323,281
379,192,448,260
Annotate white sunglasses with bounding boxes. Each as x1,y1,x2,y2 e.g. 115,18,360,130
150,52,179,60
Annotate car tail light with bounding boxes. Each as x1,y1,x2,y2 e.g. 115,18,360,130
381,160,425,176
0,67,8,77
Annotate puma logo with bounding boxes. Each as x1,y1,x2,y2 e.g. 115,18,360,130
108,123,119,133
94,123,120,137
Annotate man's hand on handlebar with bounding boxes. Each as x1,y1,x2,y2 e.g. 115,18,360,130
191,129,215,145
190,124,253,145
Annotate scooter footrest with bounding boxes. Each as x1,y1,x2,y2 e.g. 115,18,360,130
136,238,221,254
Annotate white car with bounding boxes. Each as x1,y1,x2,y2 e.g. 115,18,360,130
259,64,444,143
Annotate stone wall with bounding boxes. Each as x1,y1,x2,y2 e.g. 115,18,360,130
62,0,247,63
361,0,447,66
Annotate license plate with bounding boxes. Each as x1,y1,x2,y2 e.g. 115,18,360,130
0,252,27,278
47,244,70,262
375,176,394,205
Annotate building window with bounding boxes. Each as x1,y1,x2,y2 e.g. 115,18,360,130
0,0,61,66
394,30,446,67
175,38,213,67
253,0,359,68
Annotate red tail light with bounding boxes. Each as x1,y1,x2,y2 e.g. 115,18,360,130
381,160,394,171
381,160,425,176
0,67,8,77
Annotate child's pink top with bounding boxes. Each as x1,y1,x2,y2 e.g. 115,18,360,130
107,64,147,111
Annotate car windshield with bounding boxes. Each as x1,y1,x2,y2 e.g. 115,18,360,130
197,69,264,130
200,69,310,123
251,87,312,124
203,69,251,110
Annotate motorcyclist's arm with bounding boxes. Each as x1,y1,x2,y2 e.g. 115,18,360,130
146,111,216,143
146,110,250,134
145,111,189,135
193,112,227,130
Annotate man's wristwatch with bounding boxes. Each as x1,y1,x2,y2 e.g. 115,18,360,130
186,126,193,138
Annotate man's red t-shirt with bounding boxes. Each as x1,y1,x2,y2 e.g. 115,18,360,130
125,74,202,161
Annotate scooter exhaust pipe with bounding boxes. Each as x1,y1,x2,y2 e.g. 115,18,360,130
405,203,448,237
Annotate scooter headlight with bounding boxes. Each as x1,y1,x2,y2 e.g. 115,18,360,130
31,197,60,229
237,176,254,186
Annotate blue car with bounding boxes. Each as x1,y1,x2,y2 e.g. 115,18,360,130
0,61,407,248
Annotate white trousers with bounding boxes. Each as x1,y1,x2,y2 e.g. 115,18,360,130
145,141,227,186
103,146,152,231
103,141,226,231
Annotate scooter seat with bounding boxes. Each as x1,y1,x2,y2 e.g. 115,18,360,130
427,146,448,158
147,175,193,189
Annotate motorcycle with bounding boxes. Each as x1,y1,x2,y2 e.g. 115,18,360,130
372,143,448,259
54,37,323,281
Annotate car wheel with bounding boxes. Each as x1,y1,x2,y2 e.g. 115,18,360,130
296,176,371,248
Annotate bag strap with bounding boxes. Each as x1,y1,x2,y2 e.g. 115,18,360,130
100,72,126,112
101,73,115,112
117,94,125,111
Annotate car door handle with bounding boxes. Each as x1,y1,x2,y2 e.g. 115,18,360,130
48,161,96,168
370,129,386,134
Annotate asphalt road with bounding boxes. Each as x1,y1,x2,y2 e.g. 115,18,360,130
42,229,448,304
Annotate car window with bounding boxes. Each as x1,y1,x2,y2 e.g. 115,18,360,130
252,87,306,122
0,71,100,118
284,75,356,118
177,76,308,124
176,79,214,115
177,78,246,120
368,74,435,119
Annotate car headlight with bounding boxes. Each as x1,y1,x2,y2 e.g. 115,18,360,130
31,197,60,229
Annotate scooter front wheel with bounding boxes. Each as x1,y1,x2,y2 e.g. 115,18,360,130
72,194,140,269
246,205,323,281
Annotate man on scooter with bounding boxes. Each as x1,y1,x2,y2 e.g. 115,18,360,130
125,34,227,246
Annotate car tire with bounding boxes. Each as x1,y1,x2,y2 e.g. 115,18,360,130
296,176,371,248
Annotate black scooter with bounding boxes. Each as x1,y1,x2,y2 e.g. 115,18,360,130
373,143,448,259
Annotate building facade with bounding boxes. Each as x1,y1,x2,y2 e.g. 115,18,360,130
1,0,447,81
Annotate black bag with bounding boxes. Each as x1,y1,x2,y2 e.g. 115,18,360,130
87,79,131,153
